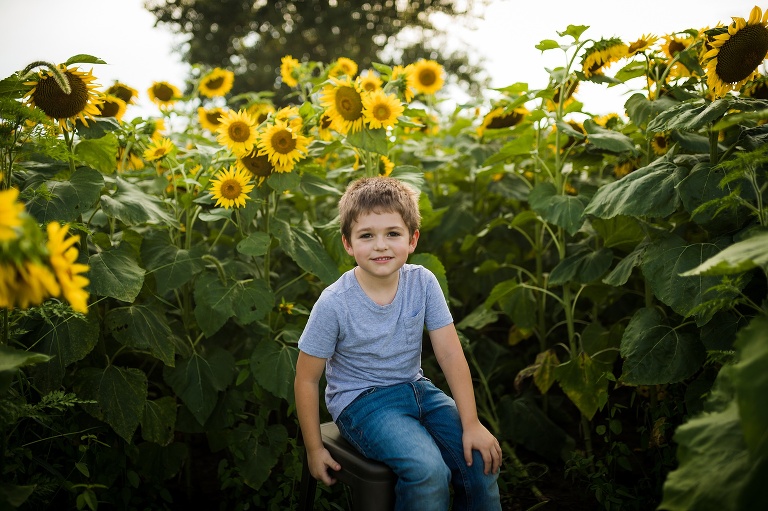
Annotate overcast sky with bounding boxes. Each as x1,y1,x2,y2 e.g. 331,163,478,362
0,0,755,118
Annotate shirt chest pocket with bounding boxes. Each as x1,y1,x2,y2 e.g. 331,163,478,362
402,306,426,345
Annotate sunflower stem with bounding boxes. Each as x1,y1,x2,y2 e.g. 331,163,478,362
62,128,77,174
21,61,72,95
202,254,228,286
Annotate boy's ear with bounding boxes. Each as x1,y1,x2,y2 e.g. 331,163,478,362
342,234,354,255
409,230,420,252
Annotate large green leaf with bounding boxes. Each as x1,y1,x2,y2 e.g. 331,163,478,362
105,305,175,366
681,231,768,276
591,216,646,252
0,346,50,393
231,279,275,325
194,271,237,337
642,235,735,318
624,93,679,128
528,182,586,235
30,312,99,393
236,231,271,257
533,349,559,394
98,365,148,442
554,351,608,420
346,126,389,154
250,339,298,401
88,244,146,302
548,248,613,286
602,245,645,286
677,162,751,233
100,177,177,227
619,308,705,385
26,167,104,223
270,216,341,286
141,397,177,446
583,118,637,154
647,98,732,133
484,279,537,329
163,346,234,425
496,394,574,462
583,159,686,219
141,230,205,295
236,424,289,490
74,132,119,174
731,315,768,455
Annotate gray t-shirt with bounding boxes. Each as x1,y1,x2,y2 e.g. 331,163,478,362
298,263,453,421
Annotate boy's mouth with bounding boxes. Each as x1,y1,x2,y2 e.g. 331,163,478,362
372,256,393,262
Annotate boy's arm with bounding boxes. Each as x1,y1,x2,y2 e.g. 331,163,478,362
295,351,341,485
429,323,502,475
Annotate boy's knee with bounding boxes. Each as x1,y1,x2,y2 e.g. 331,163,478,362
401,457,451,486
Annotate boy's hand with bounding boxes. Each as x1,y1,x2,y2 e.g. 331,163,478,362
462,422,502,475
307,447,342,485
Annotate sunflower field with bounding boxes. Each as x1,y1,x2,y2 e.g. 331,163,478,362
2,5,768,511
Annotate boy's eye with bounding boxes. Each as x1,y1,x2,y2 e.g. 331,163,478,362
387,232,401,237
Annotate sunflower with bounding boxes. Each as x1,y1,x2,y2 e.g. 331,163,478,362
379,155,394,176
274,106,303,130
198,106,226,132
116,147,145,172
357,71,382,93
198,67,235,98
316,113,335,141
46,222,90,313
328,57,358,78
248,102,276,125
236,148,278,185
704,6,768,98
320,77,365,134
627,34,659,56
650,133,670,155
595,113,622,129
257,120,310,172
216,109,259,155
547,78,579,111
0,188,24,241
105,81,138,104
742,73,768,99
477,105,528,137
362,90,404,129
391,65,416,102
281,55,300,87
411,59,445,95
144,137,176,161
209,166,255,209
96,94,127,121
147,81,181,109
614,158,639,179
581,37,628,77
662,33,694,60
23,65,103,130
15,261,61,310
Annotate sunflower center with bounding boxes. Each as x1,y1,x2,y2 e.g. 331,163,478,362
716,24,768,83
242,152,273,178
270,129,297,154
418,70,437,87
335,86,363,120
373,104,391,120
205,76,225,90
228,121,252,143
109,84,133,103
668,40,686,56
206,112,222,125
32,71,89,119
320,115,333,129
98,100,120,117
153,83,175,102
220,179,243,199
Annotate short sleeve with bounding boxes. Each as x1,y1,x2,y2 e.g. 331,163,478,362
422,268,453,332
297,290,340,359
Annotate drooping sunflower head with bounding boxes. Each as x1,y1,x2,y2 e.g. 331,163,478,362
650,133,670,155
281,55,301,87
378,155,395,176
147,81,182,109
320,77,365,135
627,34,659,56
614,158,639,179
328,57,358,79
581,37,628,78
357,70,382,93
96,94,127,121
209,166,255,209
198,106,226,132
274,105,304,130
390,65,416,103
236,148,277,185
411,59,445,95
216,109,259,155
594,113,623,129
662,33,694,60
703,6,768,98
362,90,405,129
0,188,25,242
248,102,276,125
45,222,90,313
256,120,311,172
105,81,138,105
23,65,103,130
547,77,579,111
143,137,176,162
198,67,235,98
477,105,528,137
316,113,335,140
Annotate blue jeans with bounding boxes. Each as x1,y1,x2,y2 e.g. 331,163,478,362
336,379,501,511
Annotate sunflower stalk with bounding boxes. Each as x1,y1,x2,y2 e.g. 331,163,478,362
202,254,228,286
21,61,71,95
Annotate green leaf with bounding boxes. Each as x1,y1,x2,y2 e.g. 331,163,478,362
236,232,271,257
100,177,177,227
484,279,537,329
624,93,679,129
535,39,560,51
236,424,288,489
88,244,146,302
26,167,104,223
677,162,751,233
619,308,705,385
528,183,586,235
647,98,732,133
64,54,107,65
74,133,118,174
105,305,175,366
602,244,645,287
346,127,389,154
555,352,608,420
591,216,646,252
270,217,341,286
163,347,234,425
98,365,148,442
642,235,735,318
232,279,275,325
484,132,536,164
250,339,298,401
300,173,342,197
583,119,637,154
193,272,237,337
584,159,686,219
496,395,574,462
534,350,560,394
141,231,205,295
731,315,768,455
681,231,768,276
141,397,177,446
267,171,301,194
0,346,51,372
549,248,613,286
0,482,35,507
560,24,589,40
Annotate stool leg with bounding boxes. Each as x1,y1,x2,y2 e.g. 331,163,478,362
297,451,317,511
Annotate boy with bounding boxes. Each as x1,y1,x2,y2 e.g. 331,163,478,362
295,177,502,510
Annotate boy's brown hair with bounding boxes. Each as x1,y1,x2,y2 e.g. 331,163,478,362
339,177,421,241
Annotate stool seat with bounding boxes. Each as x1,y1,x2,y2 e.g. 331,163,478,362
298,421,396,511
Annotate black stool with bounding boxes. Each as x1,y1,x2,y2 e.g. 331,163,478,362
297,421,396,511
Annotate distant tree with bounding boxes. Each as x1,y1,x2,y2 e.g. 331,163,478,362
145,0,490,99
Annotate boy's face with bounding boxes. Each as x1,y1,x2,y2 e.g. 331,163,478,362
342,211,419,281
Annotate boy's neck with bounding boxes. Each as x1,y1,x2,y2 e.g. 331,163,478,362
353,266,400,306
